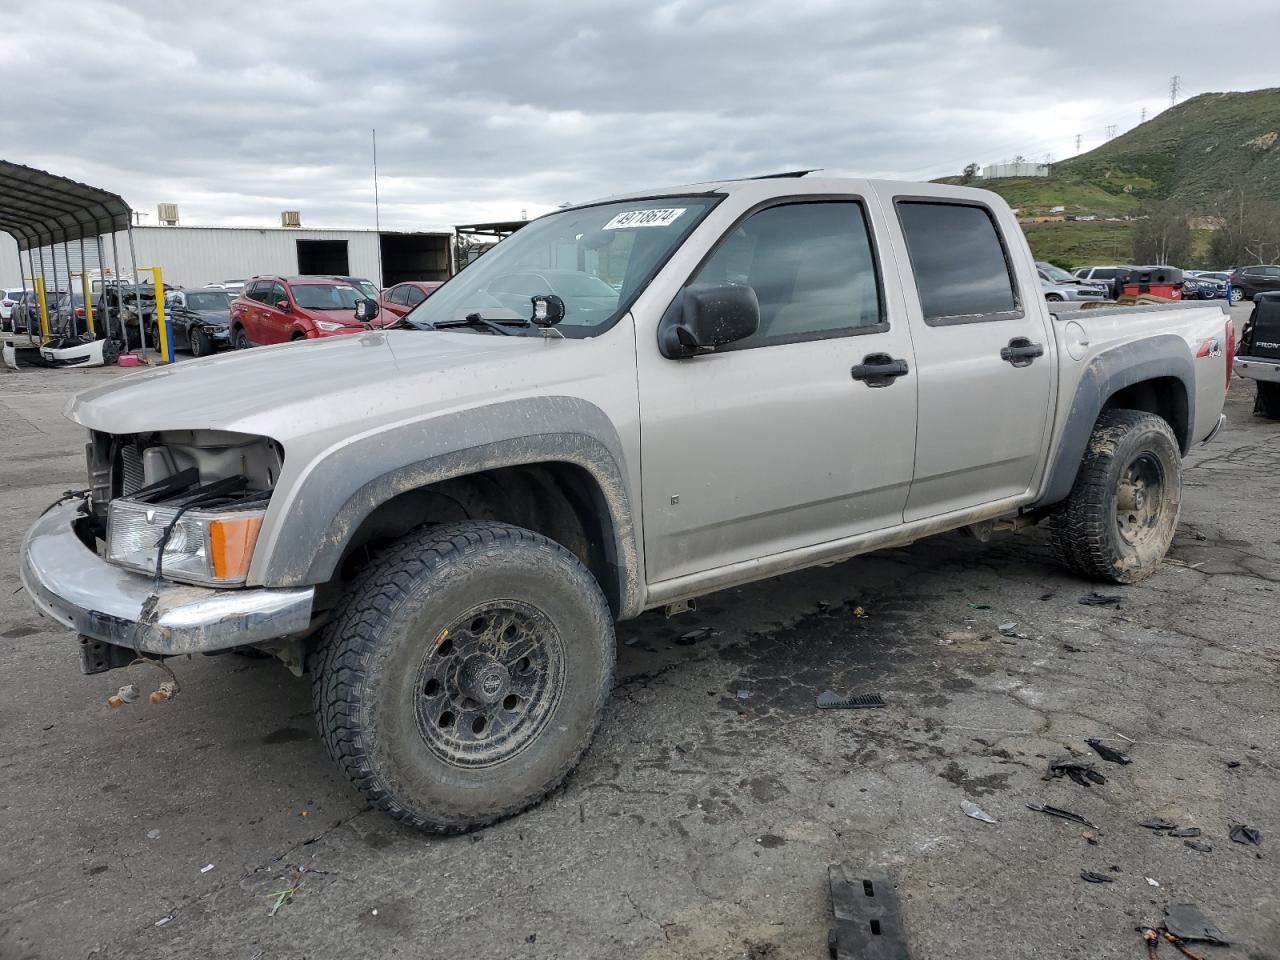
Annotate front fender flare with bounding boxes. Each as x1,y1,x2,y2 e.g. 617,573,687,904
257,396,642,617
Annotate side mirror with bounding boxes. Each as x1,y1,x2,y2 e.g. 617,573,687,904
276,299,291,312
355,298,380,323
658,281,760,359
530,294,565,327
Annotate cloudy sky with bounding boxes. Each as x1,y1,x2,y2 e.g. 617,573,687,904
3,0,1278,231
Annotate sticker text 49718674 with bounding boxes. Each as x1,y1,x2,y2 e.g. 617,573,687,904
602,208,686,230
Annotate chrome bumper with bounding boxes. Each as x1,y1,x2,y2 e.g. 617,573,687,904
20,499,315,656
1234,356,1280,383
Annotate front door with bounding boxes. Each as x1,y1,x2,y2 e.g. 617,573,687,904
886,196,1055,521
637,198,918,583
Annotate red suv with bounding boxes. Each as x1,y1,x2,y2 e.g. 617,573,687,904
378,280,444,320
230,276,382,348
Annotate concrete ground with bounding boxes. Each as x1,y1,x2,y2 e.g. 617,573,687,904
1,309,1276,960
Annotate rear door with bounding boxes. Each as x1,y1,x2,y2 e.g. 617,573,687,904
884,194,1054,521
1261,266,1280,296
637,196,918,582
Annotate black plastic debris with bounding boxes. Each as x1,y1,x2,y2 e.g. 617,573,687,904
1226,760,1241,769
1139,818,1177,831
1163,904,1231,945
827,864,910,960
1080,870,1114,883
817,691,886,710
1043,757,1107,787
1168,827,1201,838
1184,840,1213,853
1079,592,1123,607
1027,802,1097,829
674,627,714,646
1039,593,1055,601
1229,824,1262,847
1086,738,1132,765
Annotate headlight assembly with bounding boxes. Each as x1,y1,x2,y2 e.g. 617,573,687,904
107,498,264,586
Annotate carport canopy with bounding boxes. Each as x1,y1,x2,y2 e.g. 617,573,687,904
0,160,131,251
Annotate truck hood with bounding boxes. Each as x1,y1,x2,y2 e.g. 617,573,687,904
66,328,582,441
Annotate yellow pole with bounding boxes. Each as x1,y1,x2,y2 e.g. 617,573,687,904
78,272,96,337
34,276,50,342
139,266,172,363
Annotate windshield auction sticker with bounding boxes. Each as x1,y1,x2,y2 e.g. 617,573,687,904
602,208,686,230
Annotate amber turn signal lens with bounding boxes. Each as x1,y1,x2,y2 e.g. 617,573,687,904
208,515,263,581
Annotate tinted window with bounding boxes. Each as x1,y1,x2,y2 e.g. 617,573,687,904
292,283,363,310
897,202,1018,322
270,282,288,305
388,285,409,305
405,285,427,306
691,201,882,348
1264,267,1280,277
185,291,230,311
248,281,272,303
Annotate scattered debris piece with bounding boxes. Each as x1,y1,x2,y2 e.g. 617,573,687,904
1026,801,1097,829
1082,830,1099,845
526,934,537,944
200,863,214,874
154,914,174,927
1043,757,1106,787
1184,840,1213,853
961,800,996,824
1039,593,1055,601
1226,760,1241,769
1163,904,1231,945
816,691,885,710
1229,824,1262,847
1079,592,1123,607
1080,870,1114,883
146,829,161,840
1194,532,1208,541
1146,877,1161,887
827,864,909,960
1141,928,1160,960
675,627,714,646
1139,818,1177,831
1168,827,1200,838
852,606,866,619
997,622,1019,635
736,689,752,700
967,602,991,610
1086,738,1132,765
1162,931,1208,960
108,684,140,709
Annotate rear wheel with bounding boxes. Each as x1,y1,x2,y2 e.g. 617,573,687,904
312,521,615,832
1230,287,1245,304
1048,409,1181,583
1256,381,1280,420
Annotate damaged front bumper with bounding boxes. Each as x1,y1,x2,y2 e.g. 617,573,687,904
20,499,314,659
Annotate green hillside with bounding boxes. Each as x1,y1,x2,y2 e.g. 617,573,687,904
941,87,1280,267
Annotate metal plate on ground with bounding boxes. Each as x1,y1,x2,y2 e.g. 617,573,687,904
828,864,910,959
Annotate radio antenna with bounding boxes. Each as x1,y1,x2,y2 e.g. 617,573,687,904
372,128,384,287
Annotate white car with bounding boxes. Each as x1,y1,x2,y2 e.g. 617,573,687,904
1,288,25,326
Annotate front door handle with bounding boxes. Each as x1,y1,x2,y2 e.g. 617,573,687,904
1001,337,1044,367
851,353,910,387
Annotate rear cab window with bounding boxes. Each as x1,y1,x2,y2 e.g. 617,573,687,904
895,200,1021,324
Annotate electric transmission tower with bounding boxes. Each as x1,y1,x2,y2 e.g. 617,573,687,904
1170,75,1180,106
1105,124,1117,141
1075,133,1082,153
1141,107,1147,123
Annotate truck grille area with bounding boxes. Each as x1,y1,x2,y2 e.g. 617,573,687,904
120,444,146,495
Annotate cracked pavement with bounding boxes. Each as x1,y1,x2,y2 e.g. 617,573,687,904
1,326,1277,960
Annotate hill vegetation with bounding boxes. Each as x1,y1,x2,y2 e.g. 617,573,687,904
937,87,1280,267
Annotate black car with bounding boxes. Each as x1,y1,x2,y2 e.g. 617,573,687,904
164,288,233,356
1229,265,1280,304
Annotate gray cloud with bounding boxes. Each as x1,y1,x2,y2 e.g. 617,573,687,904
3,0,1277,229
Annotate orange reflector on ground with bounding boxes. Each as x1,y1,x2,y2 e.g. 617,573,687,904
209,515,263,581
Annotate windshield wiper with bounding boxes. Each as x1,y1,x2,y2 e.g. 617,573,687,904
432,313,531,336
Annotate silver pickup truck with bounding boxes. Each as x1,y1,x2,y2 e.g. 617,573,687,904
21,176,1233,832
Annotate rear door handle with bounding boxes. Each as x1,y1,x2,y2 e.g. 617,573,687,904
851,353,910,387
1001,337,1044,367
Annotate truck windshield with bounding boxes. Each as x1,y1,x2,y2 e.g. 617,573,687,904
403,195,719,337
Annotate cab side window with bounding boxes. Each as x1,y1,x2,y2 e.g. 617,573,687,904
690,201,883,350
896,201,1020,324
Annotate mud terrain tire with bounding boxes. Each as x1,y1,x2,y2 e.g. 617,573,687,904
312,522,615,832
1049,409,1181,583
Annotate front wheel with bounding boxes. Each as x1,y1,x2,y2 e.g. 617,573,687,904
312,522,615,832
1045,293,1063,303
189,329,212,357
1048,409,1181,583
232,326,251,350
1230,287,1244,304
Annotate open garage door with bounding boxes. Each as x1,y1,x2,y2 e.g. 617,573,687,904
296,239,349,275
380,232,452,285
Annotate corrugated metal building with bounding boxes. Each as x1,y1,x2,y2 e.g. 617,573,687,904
2,225,454,290
982,162,1051,179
